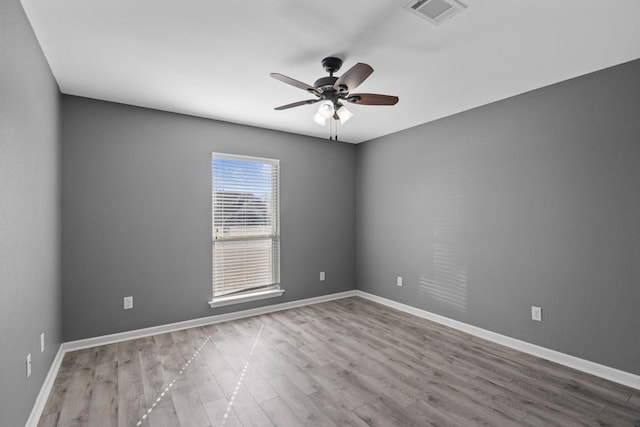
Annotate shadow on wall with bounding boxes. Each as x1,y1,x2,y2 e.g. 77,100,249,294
417,145,470,313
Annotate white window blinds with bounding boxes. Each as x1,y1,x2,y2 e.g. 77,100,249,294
212,153,280,298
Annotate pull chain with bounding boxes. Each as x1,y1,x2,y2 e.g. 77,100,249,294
328,118,339,142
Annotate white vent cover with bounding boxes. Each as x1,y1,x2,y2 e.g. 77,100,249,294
404,0,467,25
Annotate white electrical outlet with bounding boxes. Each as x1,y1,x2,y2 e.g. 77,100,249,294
397,276,403,287
40,332,45,353
124,296,133,310
26,354,32,378
320,271,325,281
531,306,542,322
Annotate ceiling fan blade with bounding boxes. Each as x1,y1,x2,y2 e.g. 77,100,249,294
346,93,399,106
333,63,374,92
270,73,318,94
274,99,320,110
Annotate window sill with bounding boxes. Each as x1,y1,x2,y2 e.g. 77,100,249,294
209,288,285,308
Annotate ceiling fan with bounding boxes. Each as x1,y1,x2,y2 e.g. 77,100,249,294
270,57,399,126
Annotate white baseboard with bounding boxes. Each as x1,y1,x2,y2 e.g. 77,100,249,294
63,290,358,352
355,290,640,390
26,287,638,426
25,344,65,427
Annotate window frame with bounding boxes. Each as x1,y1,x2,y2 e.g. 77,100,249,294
209,152,283,308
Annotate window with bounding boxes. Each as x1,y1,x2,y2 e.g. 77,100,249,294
210,153,283,308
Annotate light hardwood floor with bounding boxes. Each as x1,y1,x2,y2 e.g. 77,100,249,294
38,297,640,426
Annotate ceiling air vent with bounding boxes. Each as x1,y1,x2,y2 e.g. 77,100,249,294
404,0,467,25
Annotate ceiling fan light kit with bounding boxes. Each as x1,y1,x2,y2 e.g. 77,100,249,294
270,57,398,139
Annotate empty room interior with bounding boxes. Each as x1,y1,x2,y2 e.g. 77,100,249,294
3,0,640,426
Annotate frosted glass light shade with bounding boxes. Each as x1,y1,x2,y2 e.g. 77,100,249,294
336,105,353,123
317,100,334,119
313,111,327,126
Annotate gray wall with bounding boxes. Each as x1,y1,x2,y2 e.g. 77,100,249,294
61,96,356,341
0,0,62,426
356,58,640,375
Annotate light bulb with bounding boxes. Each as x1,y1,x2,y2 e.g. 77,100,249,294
317,101,334,119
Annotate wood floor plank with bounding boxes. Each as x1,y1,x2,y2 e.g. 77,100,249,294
159,340,192,392
260,397,303,427
213,367,274,427
199,340,234,376
57,352,77,376
36,412,60,427
68,348,95,370
186,325,208,342
189,365,226,404
305,366,365,411
266,375,337,427
296,343,333,367
306,387,370,427
496,341,638,404
214,370,243,399
597,406,640,426
170,385,211,427
362,346,528,425
94,344,118,366
405,398,468,427
311,364,411,426
274,341,318,372
152,331,175,348
212,337,252,374
138,344,170,408
117,377,146,427
335,358,419,408
146,398,181,427
170,329,191,344
39,369,74,418
518,411,600,427
56,365,94,426
353,402,424,427
226,388,274,427
260,396,305,427
256,342,321,395
117,339,142,385
472,375,601,426
86,361,118,427
202,397,244,427
294,323,430,410
241,373,278,404
224,329,283,381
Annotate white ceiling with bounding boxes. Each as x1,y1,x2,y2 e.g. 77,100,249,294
20,0,640,143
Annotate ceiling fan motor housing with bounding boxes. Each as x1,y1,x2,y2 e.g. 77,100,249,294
314,76,339,93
